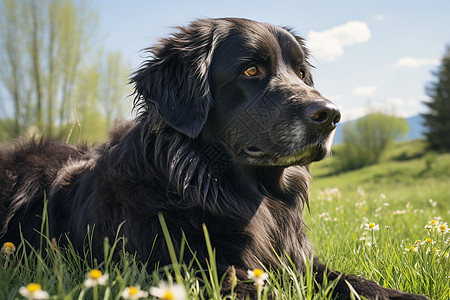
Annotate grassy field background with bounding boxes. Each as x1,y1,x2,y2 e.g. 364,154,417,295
1,140,449,299
308,140,449,299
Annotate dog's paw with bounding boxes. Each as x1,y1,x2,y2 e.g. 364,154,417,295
380,289,429,300
342,275,429,300
220,266,258,300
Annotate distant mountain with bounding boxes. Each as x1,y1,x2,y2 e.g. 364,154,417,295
332,115,425,144
403,115,426,141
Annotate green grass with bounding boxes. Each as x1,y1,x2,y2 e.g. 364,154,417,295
1,140,449,299
308,140,450,299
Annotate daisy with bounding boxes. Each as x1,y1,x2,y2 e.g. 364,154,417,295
439,223,448,233
424,224,434,231
247,268,269,287
84,269,109,287
1,242,16,258
425,238,435,244
364,223,380,231
405,246,418,253
19,283,49,300
428,219,439,228
121,286,148,300
149,281,186,300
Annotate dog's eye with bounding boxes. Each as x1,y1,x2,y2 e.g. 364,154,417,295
243,66,259,77
298,70,305,80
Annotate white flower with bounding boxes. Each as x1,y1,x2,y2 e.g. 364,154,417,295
1,242,16,258
121,286,148,300
318,212,330,221
405,246,418,253
364,223,380,231
149,281,186,300
424,224,434,231
425,238,435,244
439,222,448,234
357,187,365,197
19,283,49,300
428,199,437,207
84,269,109,287
428,219,439,228
247,268,269,287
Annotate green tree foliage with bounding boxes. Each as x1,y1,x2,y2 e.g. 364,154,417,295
334,113,409,172
422,46,450,152
0,0,131,142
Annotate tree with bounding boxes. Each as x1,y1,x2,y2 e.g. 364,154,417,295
422,46,450,152
0,0,27,136
334,113,408,172
99,51,131,128
61,52,131,143
0,0,97,137
0,0,131,142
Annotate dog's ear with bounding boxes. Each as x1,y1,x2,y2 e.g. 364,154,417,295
131,20,218,138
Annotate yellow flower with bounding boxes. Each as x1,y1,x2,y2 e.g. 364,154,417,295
247,268,269,287
149,281,186,300
439,223,448,233
19,283,49,299
121,286,148,300
84,269,109,287
1,242,16,257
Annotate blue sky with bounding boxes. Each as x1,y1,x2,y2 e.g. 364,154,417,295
92,0,450,122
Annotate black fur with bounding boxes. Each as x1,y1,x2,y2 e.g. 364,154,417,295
0,18,427,299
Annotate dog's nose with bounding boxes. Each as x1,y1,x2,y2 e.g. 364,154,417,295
306,100,341,131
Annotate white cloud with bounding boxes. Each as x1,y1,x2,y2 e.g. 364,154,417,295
341,101,397,121
340,106,366,122
341,97,427,122
393,56,439,68
353,85,377,96
307,21,371,62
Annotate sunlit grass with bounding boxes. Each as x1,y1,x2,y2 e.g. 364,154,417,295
1,140,449,299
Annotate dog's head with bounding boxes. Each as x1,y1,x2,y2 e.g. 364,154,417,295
132,18,340,168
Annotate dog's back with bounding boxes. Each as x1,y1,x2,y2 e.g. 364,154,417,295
0,140,84,246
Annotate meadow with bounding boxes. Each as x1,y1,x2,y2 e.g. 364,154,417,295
1,140,449,299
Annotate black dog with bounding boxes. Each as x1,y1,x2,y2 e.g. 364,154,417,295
0,18,427,299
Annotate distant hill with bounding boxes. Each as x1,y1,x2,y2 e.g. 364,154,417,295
332,115,425,144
